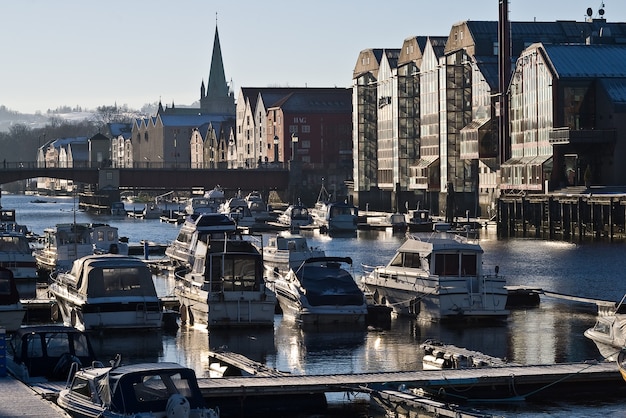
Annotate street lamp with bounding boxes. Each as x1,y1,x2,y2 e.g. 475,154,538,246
273,135,279,163
291,133,298,161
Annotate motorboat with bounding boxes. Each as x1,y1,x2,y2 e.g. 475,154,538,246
220,195,258,228
358,212,407,232
245,190,273,222
128,202,163,219
165,213,237,269
0,267,25,332
6,324,99,384
48,254,163,331
407,209,434,232
182,186,227,216
584,295,626,361
361,234,509,321
174,233,276,328
0,229,38,298
34,223,128,275
109,201,127,217
269,256,368,327
277,202,313,231
184,195,221,216
263,231,325,278
311,184,358,233
57,362,220,418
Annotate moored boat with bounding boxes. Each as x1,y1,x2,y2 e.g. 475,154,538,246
263,231,325,278
361,233,509,321
48,254,163,331
0,267,25,332
0,229,38,298
165,213,237,269
6,324,99,384
34,222,128,276
57,361,220,418
277,202,313,231
407,209,434,232
584,295,626,361
311,184,358,234
269,256,368,327
174,233,276,329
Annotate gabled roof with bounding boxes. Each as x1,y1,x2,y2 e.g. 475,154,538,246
264,88,352,114
542,44,626,78
158,114,234,127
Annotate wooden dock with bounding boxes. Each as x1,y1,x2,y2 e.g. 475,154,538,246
196,360,622,401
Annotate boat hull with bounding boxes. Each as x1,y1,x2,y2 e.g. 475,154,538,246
362,272,509,321
176,285,276,328
52,296,163,331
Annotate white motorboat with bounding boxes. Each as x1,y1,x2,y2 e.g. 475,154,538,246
263,231,325,278
34,223,128,275
0,229,38,298
0,267,25,332
584,295,626,361
245,190,273,222
48,254,163,331
165,213,237,269
57,362,220,418
311,184,358,233
361,234,509,321
220,195,258,227
269,256,368,327
6,324,99,384
174,233,276,328
183,186,226,216
277,203,313,230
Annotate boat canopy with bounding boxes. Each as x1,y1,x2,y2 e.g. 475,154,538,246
70,255,157,298
102,363,206,413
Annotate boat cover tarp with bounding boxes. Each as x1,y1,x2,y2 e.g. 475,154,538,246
71,255,157,298
297,264,364,306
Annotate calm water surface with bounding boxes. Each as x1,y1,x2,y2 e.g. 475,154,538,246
4,193,626,417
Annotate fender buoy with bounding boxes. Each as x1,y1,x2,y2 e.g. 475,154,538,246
180,304,187,324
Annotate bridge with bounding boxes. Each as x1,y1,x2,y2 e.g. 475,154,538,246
0,163,291,192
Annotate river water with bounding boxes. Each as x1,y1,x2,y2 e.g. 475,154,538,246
3,193,626,417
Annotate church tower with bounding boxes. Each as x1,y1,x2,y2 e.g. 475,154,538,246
200,25,235,115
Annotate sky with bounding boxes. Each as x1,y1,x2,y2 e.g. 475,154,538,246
1,0,622,114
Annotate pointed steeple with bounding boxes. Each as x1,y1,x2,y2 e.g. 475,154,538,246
206,26,229,99
200,23,235,115
200,80,206,101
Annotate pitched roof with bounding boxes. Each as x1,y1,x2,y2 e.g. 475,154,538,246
542,44,626,78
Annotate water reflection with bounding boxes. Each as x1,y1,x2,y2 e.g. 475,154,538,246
89,329,164,364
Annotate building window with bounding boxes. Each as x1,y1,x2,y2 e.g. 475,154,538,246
302,125,311,133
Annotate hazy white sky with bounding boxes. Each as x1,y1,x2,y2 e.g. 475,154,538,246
2,0,620,114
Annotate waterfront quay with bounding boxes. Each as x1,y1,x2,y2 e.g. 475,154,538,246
497,186,626,241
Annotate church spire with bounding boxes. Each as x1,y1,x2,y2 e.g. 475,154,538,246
199,19,235,115
206,25,229,99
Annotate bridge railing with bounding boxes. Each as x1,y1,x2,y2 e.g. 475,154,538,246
0,161,289,170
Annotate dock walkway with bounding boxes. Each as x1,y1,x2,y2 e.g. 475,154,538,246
197,360,621,400
0,376,68,417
